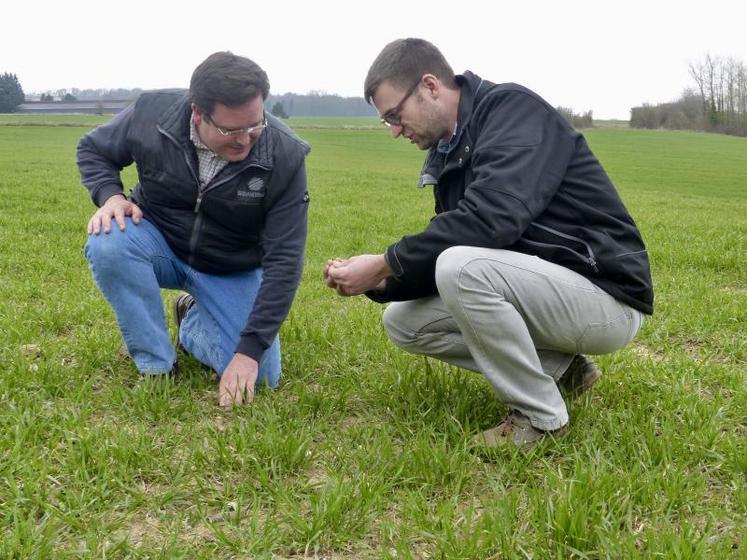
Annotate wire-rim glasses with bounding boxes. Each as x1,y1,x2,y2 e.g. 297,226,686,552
380,79,421,127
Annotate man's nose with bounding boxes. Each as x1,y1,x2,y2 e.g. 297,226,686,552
235,132,254,146
389,124,403,138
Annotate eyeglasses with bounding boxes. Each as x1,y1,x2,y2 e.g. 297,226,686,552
205,112,268,136
380,79,421,127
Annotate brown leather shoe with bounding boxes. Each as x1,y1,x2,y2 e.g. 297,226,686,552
557,355,601,397
172,293,195,352
474,411,568,449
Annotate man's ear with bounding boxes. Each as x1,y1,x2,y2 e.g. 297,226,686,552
191,103,203,126
420,74,441,99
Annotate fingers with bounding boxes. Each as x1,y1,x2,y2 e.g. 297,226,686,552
325,274,339,289
219,372,241,407
87,215,97,235
218,371,231,407
131,203,143,224
218,371,254,408
325,261,362,296
326,258,345,269
101,210,115,234
326,265,345,283
113,204,127,232
244,383,255,404
87,206,116,235
219,386,239,408
88,206,110,235
219,385,254,407
87,200,144,235
323,258,347,290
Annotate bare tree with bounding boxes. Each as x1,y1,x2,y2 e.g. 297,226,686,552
685,54,747,134
637,54,747,136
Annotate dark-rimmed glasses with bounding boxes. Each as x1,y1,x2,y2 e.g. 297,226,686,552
380,79,421,127
205,112,268,136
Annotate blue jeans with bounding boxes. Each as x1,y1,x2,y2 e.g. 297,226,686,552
84,217,281,387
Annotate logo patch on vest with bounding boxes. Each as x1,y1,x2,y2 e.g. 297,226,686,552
237,177,265,200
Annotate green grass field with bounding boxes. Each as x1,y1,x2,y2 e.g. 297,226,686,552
0,115,744,559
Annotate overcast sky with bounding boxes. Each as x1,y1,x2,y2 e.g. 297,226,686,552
3,0,746,119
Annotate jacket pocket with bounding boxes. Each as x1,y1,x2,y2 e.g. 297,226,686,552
515,222,599,274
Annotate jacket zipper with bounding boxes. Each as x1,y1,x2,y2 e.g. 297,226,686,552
156,125,201,186
156,125,270,265
528,222,598,272
434,185,445,213
157,125,203,266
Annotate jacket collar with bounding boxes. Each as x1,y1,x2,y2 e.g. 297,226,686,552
158,95,274,170
454,71,485,133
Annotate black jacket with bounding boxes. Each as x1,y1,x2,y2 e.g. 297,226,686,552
372,72,654,315
77,91,311,360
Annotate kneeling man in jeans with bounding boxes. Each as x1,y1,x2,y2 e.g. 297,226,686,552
78,52,310,407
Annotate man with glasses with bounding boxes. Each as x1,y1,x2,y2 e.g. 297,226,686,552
79,52,310,407
324,38,653,449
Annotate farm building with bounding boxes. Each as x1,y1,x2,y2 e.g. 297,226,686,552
18,100,131,114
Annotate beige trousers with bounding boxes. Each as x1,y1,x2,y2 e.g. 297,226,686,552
383,247,644,430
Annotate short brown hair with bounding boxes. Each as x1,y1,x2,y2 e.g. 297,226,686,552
189,51,270,114
364,38,456,104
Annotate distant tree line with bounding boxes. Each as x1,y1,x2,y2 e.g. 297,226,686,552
265,92,377,117
556,106,594,129
28,87,375,117
39,91,78,102
631,55,747,136
0,73,25,112
34,88,145,101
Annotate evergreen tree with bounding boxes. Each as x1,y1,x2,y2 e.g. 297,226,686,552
270,101,289,119
0,73,25,112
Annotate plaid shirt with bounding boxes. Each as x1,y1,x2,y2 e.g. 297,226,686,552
190,118,229,189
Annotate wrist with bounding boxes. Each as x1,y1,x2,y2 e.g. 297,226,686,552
94,184,126,207
377,254,392,282
234,352,257,364
105,193,126,205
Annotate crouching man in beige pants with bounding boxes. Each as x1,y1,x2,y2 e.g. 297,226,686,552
324,38,653,449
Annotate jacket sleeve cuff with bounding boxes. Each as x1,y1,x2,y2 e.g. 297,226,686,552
385,244,405,277
235,335,266,363
94,184,126,207
365,288,390,304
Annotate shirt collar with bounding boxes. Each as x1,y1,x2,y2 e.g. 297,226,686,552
436,122,462,155
190,116,221,157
